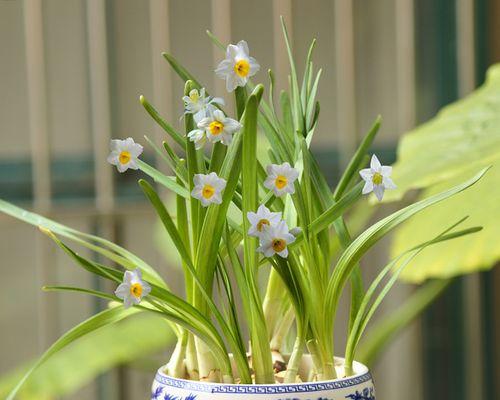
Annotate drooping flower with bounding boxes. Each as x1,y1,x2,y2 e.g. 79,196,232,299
107,138,143,173
115,268,151,309
196,109,242,146
264,162,299,197
187,129,206,150
359,154,397,201
182,88,225,123
247,204,282,238
215,40,260,92
191,172,227,207
257,221,296,258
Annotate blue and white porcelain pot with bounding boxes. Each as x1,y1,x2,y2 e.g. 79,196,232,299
151,356,375,400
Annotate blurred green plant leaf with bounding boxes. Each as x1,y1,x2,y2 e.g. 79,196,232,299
0,313,174,399
387,64,500,198
387,64,500,282
392,163,500,282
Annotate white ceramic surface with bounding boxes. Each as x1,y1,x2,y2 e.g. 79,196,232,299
151,356,375,400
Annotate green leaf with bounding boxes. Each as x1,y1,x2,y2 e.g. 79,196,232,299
392,163,500,282
333,115,381,201
137,159,189,198
0,313,174,399
356,278,452,366
324,167,489,330
0,199,167,288
388,64,500,198
387,65,500,281
140,95,185,147
5,307,141,400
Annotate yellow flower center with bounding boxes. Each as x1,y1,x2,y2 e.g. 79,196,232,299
275,175,288,189
209,121,224,136
130,283,142,298
372,172,383,185
189,90,199,103
119,151,131,165
272,238,286,253
202,184,215,199
257,219,270,232
234,59,250,77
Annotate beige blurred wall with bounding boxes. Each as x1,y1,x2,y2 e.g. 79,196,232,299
0,1,439,399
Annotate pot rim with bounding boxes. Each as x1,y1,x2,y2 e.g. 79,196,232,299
154,356,372,393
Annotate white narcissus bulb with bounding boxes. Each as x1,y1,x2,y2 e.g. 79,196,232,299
182,87,225,123
196,110,242,146
257,221,296,258
247,204,282,238
215,40,260,92
264,162,299,197
359,154,397,201
107,138,143,173
115,268,151,309
191,172,227,207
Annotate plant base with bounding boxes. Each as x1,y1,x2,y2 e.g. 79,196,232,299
151,356,375,399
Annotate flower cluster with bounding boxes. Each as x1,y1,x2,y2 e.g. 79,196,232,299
248,205,297,258
105,40,395,311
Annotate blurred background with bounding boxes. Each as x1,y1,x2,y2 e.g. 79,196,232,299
1,0,499,399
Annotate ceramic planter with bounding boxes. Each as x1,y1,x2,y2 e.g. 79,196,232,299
151,356,375,400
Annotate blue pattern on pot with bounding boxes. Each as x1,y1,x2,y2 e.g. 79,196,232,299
151,358,375,400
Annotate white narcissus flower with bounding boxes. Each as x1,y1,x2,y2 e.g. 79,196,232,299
264,162,299,197
114,268,151,309
107,138,143,173
182,88,225,123
247,204,282,238
215,40,260,92
257,221,296,258
197,109,242,146
191,172,227,207
359,154,397,201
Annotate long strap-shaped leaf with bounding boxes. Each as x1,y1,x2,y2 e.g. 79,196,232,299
324,167,489,327
0,199,167,288
6,306,141,400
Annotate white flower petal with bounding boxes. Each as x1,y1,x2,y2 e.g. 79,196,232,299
237,40,249,56
373,185,385,201
381,165,392,176
225,74,238,92
370,154,382,171
362,180,374,194
359,168,373,180
383,176,397,189
248,57,260,76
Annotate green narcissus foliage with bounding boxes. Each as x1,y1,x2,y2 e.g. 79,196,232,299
388,64,500,282
0,313,174,399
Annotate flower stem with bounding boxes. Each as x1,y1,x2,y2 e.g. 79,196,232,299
263,269,289,339
284,335,304,383
269,305,294,351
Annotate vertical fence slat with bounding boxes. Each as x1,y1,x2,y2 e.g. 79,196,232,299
149,0,172,155
211,0,233,115
23,0,57,352
396,0,416,133
333,0,357,167
456,2,482,398
457,0,476,95
272,0,293,93
86,1,117,398
87,0,114,214
389,3,421,399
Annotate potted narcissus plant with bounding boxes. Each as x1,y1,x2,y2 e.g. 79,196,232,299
1,20,488,400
